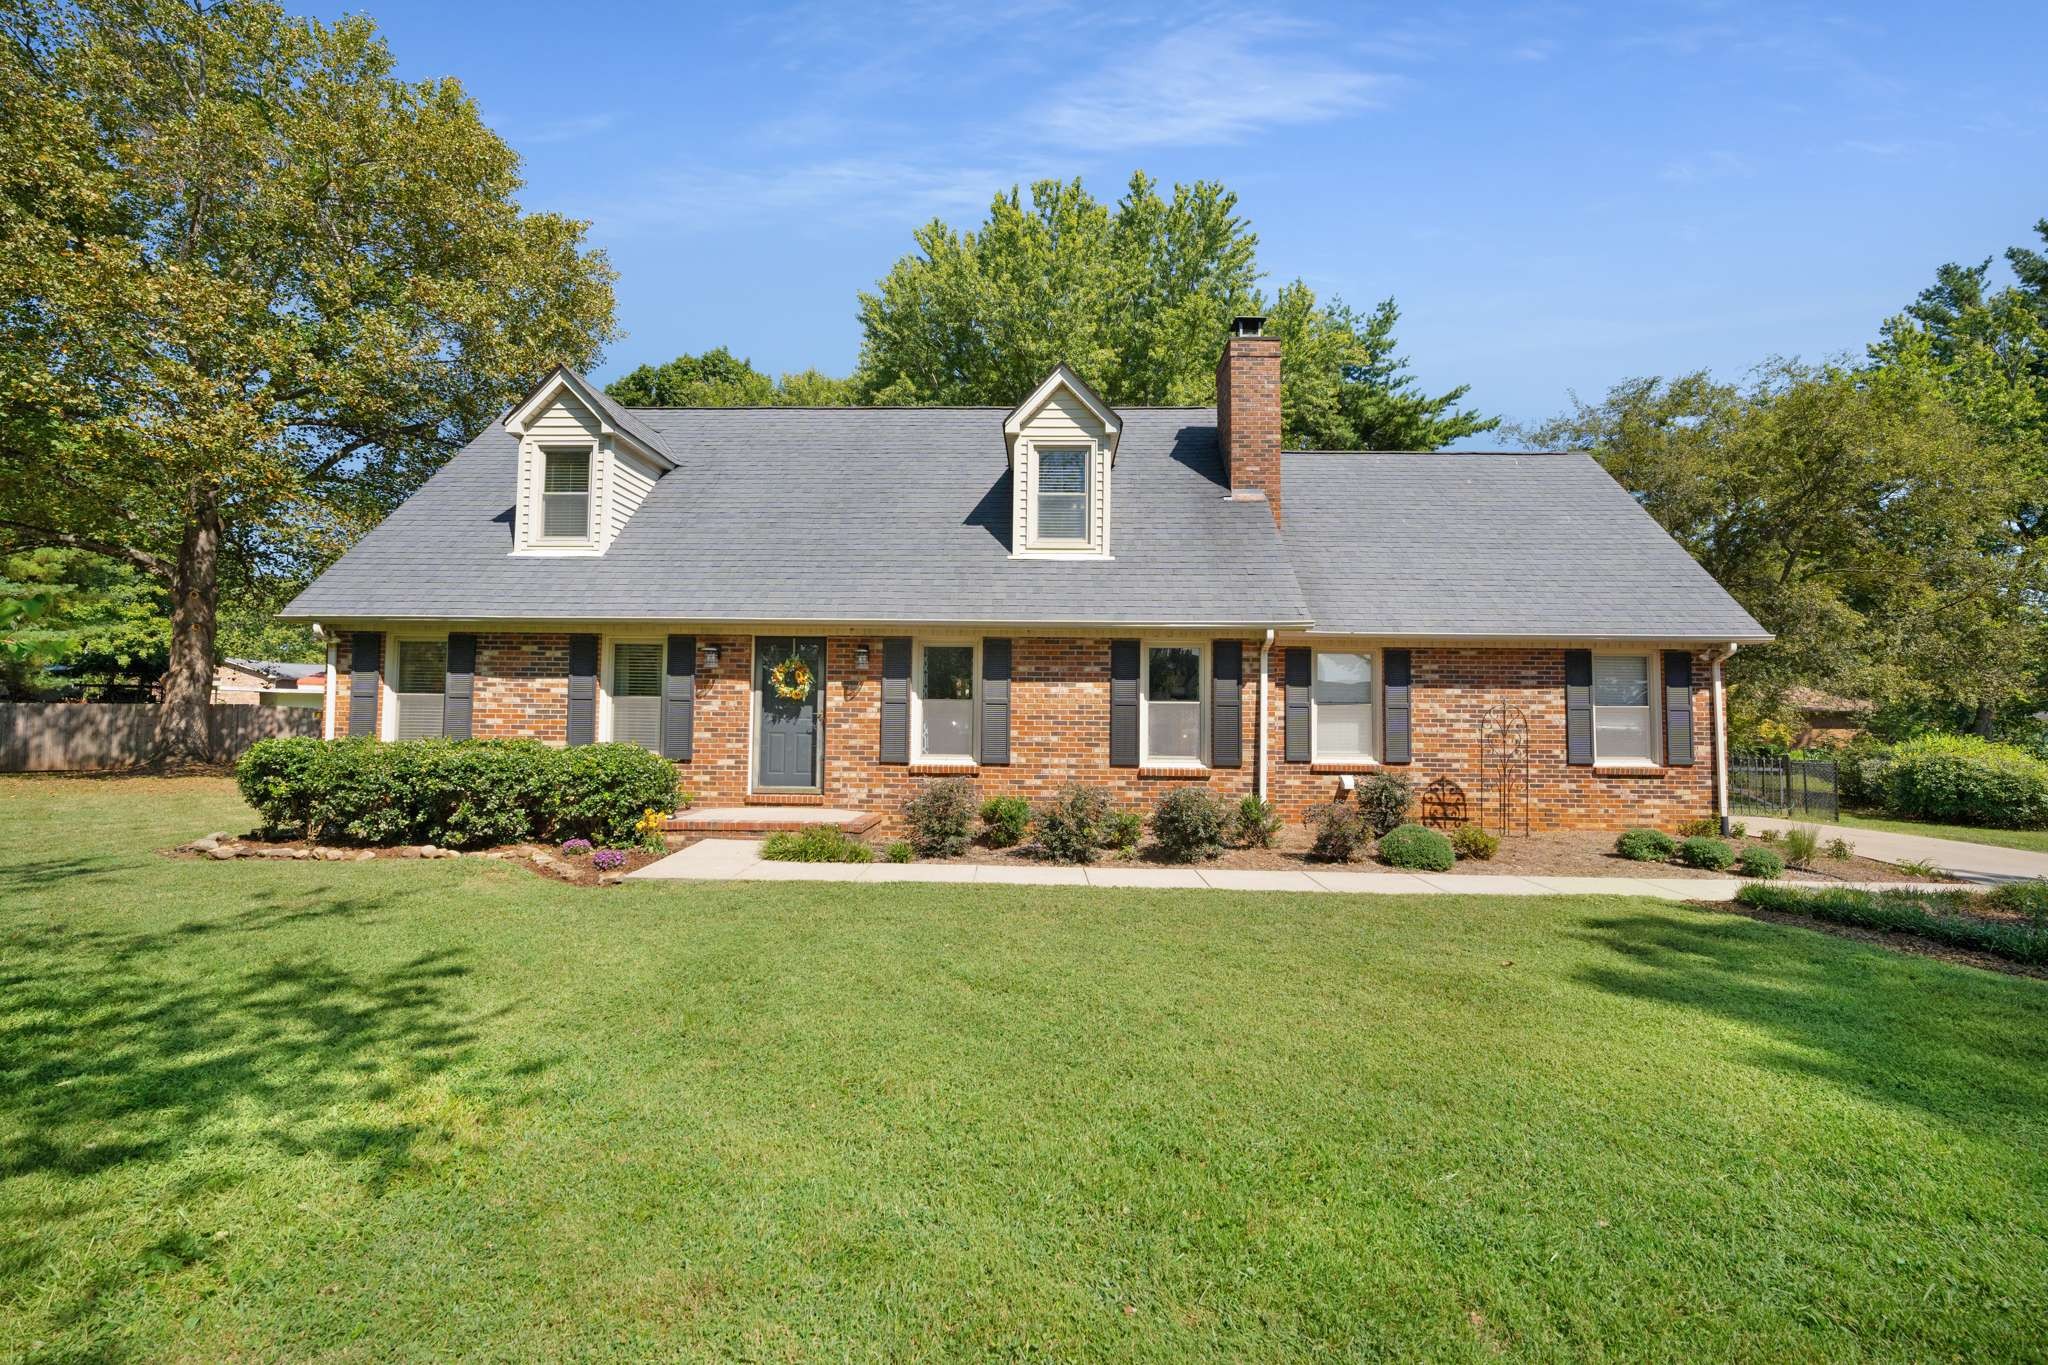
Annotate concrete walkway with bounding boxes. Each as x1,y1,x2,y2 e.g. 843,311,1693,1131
1747,815,2048,886
627,839,1956,900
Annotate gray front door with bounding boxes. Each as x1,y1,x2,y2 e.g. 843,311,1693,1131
755,636,824,790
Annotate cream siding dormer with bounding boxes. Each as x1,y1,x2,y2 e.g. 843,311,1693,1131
1004,365,1121,559
504,367,673,557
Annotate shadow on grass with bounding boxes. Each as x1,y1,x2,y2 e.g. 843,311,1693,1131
1571,911,2048,1152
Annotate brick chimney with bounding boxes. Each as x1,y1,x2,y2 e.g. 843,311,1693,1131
1216,314,1282,525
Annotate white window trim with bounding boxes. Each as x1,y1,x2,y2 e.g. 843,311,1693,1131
1592,650,1660,767
380,632,448,742
598,633,663,745
1139,639,1209,768
1027,443,1094,550
911,637,981,764
533,442,598,548
1309,646,1380,764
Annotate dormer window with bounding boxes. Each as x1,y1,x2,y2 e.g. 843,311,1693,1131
1004,364,1121,560
541,448,593,541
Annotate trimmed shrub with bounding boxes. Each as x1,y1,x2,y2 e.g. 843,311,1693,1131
1151,787,1227,862
1450,824,1499,861
235,736,332,837
1781,825,1820,867
1737,846,1785,879
1879,734,2048,829
1616,828,1678,862
1099,810,1143,853
760,826,874,863
1378,823,1455,872
433,740,562,848
1305,802,1369,862
1356,772,1414,839
1677,816,1719,838
979,795,1031,849
1678,836,1736,871
905,777,976,857
885,841,914,864
1735,884,2048,965
549,744,683,845
1230,795,1282,849
1035,786,1109,864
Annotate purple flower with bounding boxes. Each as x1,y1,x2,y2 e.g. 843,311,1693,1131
592,848,627,871
560,838,593,857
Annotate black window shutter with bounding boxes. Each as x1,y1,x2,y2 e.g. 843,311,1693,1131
1564,649,1594,766
1109,639,1140,767
1210,641,1242,768
880,637,911,764
1662,651,1695,767
566,633,598,747
981,638,1011,765
663,634,696,761
444,633,476,740
1283,648,1311,762
1382,648,1413,765
348,631,382,737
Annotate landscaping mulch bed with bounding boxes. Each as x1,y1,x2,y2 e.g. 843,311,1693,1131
165,830,692,886
1704,899,2048,980
899,826,1957,883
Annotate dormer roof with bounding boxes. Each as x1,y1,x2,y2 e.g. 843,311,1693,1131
1002,364,1121,461
504,365,675,469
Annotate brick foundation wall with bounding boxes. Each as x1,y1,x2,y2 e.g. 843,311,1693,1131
333,630,1717,835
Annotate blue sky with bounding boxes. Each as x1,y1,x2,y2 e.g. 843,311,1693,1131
323,1,2043,434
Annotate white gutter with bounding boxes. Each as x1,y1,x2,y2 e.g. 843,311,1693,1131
1257,629,1275,802
322,639,338,740
1712,643,1737,835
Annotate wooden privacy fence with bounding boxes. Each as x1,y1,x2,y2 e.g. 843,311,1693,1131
0,702,320,772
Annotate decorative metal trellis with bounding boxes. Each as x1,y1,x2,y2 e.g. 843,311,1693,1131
1418,776,1470,830
1477,702,1532,837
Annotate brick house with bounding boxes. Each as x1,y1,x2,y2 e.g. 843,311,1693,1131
282,317,1769,832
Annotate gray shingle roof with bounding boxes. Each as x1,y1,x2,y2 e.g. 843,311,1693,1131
284,407,1312,627
1280,451,1769,641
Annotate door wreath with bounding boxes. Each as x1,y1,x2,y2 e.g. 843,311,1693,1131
768,654,814,702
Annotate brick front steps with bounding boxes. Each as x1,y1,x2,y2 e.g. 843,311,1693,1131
664,806,882,837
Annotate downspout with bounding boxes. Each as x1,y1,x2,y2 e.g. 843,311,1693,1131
1713,643,1737,835
1257,629,1275,802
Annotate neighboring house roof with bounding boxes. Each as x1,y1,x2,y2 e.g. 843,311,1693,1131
221,659,327,685
1280,451,1771,642
283,407,1313,628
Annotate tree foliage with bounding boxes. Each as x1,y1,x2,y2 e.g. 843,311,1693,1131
605,347,856,408
851,174,1494,448
0,0,616,756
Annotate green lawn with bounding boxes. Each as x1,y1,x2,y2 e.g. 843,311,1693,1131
4,777,2046,1360
1832,810,2048,855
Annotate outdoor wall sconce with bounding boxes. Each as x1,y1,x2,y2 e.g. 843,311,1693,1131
854,643,870,669
702,642,720,668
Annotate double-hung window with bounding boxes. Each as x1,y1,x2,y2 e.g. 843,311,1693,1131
609,641,663,749
1143,644,1203,764
918,643,976,762
1312,651,1375,760
542,448,592,540
1034,448,1089,544
392,639,447,740
1592,653,1655,762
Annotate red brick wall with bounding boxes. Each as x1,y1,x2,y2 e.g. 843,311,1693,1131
1216,334,1283,524
340,630,1717,834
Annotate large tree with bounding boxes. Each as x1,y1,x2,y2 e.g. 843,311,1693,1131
605,347,856,408
0,0,616,759
1529,361,2043,733
853,174,1495,448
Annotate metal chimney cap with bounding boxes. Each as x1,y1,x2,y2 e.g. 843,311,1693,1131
1229,315,1267,337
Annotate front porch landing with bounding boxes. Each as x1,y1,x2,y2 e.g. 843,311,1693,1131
665,806,882,837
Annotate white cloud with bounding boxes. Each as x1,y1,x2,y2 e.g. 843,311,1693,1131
596,157,1043,236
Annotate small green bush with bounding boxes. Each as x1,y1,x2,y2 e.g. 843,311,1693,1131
1985,880,2048,925
905,777,976,856
1230,795,1282,849
1735,884,2048,965
1676,816,1719,838
1035,786,1108,864
1356,772,1413,838
1450,824,1499,861
1879,734,2048,829
547,743,680,846
1615,828,1678,862
1781,825,1820,867
1099,810,1143,853
1737,846,1785,879
1758,827,1780,844
885,841,914,864
1378,823,1455,871
1677,836,1736,870
1151,787,1227,862
1305,802,1369,862
760,826,874,863
1823,836,1855,861
979,795,1031,849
